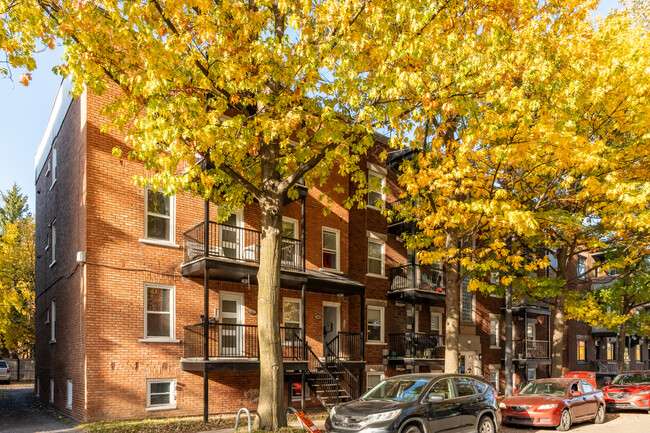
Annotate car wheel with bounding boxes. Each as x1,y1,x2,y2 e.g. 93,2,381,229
556,409,572,431
402,424,422,433
593,405,605,424
478,416,495,433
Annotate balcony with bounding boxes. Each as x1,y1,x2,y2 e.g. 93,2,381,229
387,333,445,366
181,322,307,372
181,221,305,284
387,198,417,236
388,264,445,304
514,339,550,363
325,332,364,362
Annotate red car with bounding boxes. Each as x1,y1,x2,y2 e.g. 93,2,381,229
601,371,650,413
500,378,605,431
563,371,597,389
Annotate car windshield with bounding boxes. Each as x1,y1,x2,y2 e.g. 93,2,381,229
361,378,430,403
612,374,650,385
519,381,568,397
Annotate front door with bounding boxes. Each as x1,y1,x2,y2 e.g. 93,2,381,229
459,351,478,375
220,212,241,259
219,292,244,356
323,304,340,357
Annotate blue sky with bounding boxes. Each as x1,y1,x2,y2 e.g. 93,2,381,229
0,1,621,214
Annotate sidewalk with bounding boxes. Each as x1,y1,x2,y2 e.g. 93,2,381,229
198,416,326,433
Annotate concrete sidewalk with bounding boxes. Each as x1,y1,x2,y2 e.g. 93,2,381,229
198,417,326,433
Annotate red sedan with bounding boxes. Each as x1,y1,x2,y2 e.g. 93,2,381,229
500,378,605,431
601,371,650,413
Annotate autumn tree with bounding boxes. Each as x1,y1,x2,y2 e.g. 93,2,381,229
0,186,34,358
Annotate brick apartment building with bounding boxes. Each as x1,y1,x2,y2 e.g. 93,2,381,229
34,79,646,422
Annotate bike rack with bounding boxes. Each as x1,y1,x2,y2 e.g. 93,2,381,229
285,407,308,431
235,407,252,433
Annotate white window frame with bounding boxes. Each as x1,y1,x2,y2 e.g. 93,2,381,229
282,298,302,346
367,305,384,344
49,220,56,267
366,232,385,277
141,283,177,342
50,144,57,190
490,314,500,348
367,163,386,209
50,299,56,343
489,365,500,392
406,308,420,333
146,378,177,411
577,255,587,280
281,217,300,267
526,319,536,340
142,188,176,246
49,379,54,403
461,279,475,324
527,368,536,381
66,380,72,409
430,311,443,334
366,371,384,391
321,227,340,271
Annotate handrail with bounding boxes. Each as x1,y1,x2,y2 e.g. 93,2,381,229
324,336,358,400
235,408,252,433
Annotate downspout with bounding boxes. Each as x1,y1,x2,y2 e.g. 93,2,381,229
203,199,210,422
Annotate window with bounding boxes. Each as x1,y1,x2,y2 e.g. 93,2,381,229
66,380,72,409
49,220,56,266
607,341,616,360
490,316,500,348
144,284,175,340
473,380,489,394
50,300,56,343
367,239,385,276
49,379,54,403
577,255,587,280
406,309,419,333
625,346,630,362
367,165,386,208
145,189,174,242
366,372,384,391
577,340,586,363
291,382,310,401
581,380,594,394
50,145,57,189
527,368,536,381
322,228,339,270
453,377,476,396
489,366,499,392
282,298,301,345
147,379,176,410
526,320,536,340
636,345,641,362
428,378,454,399
461,278,474,324
367,306,384,343
431,312,442,334
281,217,299,267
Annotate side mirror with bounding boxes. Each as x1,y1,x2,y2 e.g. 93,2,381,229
572,391,581,397
513,389,520,396
605,381,611,386
427,394,444,403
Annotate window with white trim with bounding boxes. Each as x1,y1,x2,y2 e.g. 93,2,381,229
406,308,420,333
50,145,57,189
66,380,73,409
367,171,385,209
49,379,54,403
461,278,475,324
282,298,301,345
281,217,299,268
367,238,384,276
526,319,536,340
577,255,587,280
366,372,384,391
489,366,499,392
145,189,174,242
367,306,384,343
49,220,56,266
431,312,442,334
50,300,56,343
144,284,175,340
147,379,176,410
490,317,500,348
322,228,340,271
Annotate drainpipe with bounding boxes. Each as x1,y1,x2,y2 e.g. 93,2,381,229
203,199,210,422
301,196,306,270
505,282,513,397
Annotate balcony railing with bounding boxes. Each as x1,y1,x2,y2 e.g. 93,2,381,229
325,332,363,362
183,221,304,272
389,264,445,294
388,333,445,359
514,340,549,360
183,322,304,360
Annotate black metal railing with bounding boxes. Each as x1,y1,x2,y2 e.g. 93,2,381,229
325,332,363,362
183,322,303,360
324,338,359,400
388,333,445,359
514,340,549,360
183,221,304,272
389,264,445,294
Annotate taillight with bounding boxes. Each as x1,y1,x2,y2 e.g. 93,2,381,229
6,368,9,373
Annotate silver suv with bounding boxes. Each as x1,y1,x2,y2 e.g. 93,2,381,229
0,360,10,384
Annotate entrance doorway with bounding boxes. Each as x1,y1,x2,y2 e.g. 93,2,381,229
219,292,244,356
323,303,340,356
459,351,479,375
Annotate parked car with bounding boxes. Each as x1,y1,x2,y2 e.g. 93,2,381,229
601,371,650,413
0,359,10,384
563,371,597,389
325,373,500,433
500,378,605,431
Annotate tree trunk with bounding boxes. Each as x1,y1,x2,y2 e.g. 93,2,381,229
551,292,565,377
617,321,627,373
256,192,285,429
444,228,460,373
